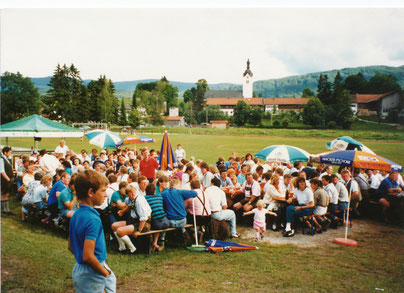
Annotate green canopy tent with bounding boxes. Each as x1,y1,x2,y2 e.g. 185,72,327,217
0,114,83,150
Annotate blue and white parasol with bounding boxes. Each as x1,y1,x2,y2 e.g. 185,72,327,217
326,136,375,155
254,145,310,163
85,129,121,149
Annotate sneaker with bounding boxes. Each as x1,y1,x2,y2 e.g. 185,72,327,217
231,233,240,239
283,229,295,237
255,237,259,242
271,224,277,231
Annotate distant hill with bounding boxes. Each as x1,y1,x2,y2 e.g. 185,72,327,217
30,65,404,98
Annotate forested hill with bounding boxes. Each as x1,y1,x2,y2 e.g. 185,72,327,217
210,65,404,97
31,65,404,98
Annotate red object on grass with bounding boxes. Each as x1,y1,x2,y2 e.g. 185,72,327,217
343,220,354,226
333,238,358,247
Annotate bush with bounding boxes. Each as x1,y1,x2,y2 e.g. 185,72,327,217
263,112,272,120
327,121,337,129
302,97,326,128
273,120,280,127
282,118,290,128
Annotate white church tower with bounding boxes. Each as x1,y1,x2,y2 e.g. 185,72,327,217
242,59,253,98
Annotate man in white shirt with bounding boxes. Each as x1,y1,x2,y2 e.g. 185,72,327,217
319,165,333,180
205,177,239,238
376,170,389,182
341,170,361,215
136,176,149,197
367,169,381,191
39,150,60,177
322,175,339,223
331,174,350,215
55,140,69,158
233,173,261,213
175,144,186,163
200,162,214,189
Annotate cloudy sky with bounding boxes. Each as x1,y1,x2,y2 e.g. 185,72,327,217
1,2,404,84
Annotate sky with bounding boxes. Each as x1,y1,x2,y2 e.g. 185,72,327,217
1,2,404,84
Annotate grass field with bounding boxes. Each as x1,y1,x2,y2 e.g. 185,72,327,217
2,130,403,167
1,130,404,292
2,200,404,292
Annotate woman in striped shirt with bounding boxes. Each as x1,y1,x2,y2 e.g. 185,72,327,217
145,180,170,252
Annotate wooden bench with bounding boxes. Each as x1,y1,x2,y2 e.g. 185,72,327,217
137,224,194,254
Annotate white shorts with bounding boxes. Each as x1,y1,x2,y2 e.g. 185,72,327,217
313,206,327,216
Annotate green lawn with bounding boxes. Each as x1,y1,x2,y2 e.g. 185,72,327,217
2,130,404,292
2,131,403,167
2,201,404,292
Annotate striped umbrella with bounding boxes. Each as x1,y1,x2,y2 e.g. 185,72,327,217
320,150,402,172
158,131,177,171
319,149,402,247
326,136,375,155
254,145,310,163
85,129,121,149
115,134,154,148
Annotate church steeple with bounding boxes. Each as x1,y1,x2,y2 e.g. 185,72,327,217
243,59,253,78
242,59,253,98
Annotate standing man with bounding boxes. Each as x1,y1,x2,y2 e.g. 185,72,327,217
1,147,14,215
341,170,362,216
175,144,186,163
139,149,159,183
55,140,69,158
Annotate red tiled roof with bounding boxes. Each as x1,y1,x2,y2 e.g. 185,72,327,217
206,98,262,106
263,98,309,105
206,97,310,106
210,120,228,124
163,116,184,121
351,92,393,103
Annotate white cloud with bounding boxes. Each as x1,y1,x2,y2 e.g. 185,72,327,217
1,8,403,84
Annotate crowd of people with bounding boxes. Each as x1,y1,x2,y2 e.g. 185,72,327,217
2,140,404,292
2,140,404,245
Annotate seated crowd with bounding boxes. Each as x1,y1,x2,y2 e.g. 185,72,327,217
4,140,403,254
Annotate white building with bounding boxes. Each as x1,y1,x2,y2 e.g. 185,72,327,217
242,59,253,98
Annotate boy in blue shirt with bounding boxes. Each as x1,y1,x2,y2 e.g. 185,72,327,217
68,169,116,293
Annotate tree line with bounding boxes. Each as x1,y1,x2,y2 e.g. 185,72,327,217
302,72,402,129
1,64,180,127
1,66,401,129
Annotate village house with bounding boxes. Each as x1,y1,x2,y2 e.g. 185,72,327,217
350,91,404,117
163,107,185,127
205,59,309,116
210,120,228,129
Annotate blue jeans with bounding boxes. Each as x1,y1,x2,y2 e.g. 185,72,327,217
338,201,349,211
286,205,314,224
168,218,187,233
34,202,46,211
72,261,116,293
327,203,338,220
211,209,237,235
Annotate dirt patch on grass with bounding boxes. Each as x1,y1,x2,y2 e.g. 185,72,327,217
1,255,31,292
239,219,404,249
